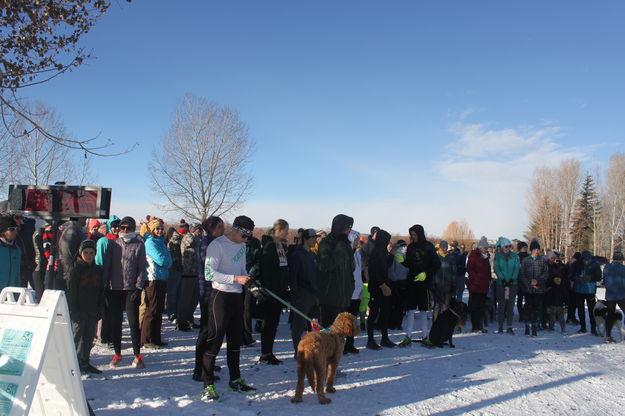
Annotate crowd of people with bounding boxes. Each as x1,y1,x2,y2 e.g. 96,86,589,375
1,211,625,402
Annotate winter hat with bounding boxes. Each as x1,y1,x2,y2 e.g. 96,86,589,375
439,240,449,251
301,228,318,240
477,236,489,249
613,251,624,261
517,241,528,251
450,240,459,248
148,218,163,232
546,250,556,260
370,226,380,236
119,216,136,231
88,219,101,230
179,219,189,229
529,238,540,252
497,237,512,248
78,239,97,253
581,250,592,262
0,216,17,233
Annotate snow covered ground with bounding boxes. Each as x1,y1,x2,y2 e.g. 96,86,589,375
84,289,625,416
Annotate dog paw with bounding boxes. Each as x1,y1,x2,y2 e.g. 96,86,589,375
326,386,336,393
318,397,332,404
291,396,302,403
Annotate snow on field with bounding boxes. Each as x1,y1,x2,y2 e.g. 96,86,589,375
84,289,625,416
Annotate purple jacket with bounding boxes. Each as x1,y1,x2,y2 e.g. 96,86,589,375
102,234,147,291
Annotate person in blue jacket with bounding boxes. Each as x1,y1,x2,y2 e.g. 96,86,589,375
571,250,602,335
0,216,21,292
603,251,625,342
141,219,173,349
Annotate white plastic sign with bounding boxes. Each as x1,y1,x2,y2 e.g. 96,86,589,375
0,287,88,416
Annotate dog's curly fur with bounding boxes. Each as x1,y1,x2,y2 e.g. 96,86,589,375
291,312,360,404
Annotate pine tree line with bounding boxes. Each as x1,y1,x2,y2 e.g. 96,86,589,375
526,154,625,259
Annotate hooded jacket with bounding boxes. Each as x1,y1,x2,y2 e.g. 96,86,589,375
145,234,173,281
167,229,183,273
368,230,392,289
403,225,440,288
95,215,120,266
317,215,355,308
259,234,290,295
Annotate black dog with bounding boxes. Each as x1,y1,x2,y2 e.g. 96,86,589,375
419,299,468,348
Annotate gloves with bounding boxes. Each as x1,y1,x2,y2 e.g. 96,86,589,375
394,253,405,263
130,288,142,303
380,283,391,297
244,279,269,301
413,272,426,282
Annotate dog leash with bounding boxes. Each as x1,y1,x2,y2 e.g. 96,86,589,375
260,286,321,331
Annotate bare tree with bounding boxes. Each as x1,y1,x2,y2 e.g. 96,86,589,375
0,101,97,197
526,167,562,251
1,1,134,155
150,94,254,222
442,219,475,246
604,153,625,256
555,159,582,258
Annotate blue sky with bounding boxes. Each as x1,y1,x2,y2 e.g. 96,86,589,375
25,0,625,239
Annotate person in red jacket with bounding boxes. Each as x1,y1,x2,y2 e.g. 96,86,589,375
467,236,492,333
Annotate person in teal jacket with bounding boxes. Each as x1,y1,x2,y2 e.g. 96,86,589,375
0,216,21,292
95,215,120,345
95,215,120,266
493,237,520,334
141,219,172,348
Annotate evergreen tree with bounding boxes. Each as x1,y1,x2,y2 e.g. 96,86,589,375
570,174,601,252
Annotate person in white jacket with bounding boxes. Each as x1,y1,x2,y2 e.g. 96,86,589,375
344,229,363,354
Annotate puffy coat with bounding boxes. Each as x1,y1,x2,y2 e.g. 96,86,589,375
318,232,355,308
95,215,120,266
145,235,173,281
493,251,520,285
467,249,491,294
181,232,201,277
603,262,625,301
102,234,147,291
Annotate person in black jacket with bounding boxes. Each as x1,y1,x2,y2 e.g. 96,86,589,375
401,224,441,341
289,228,320,352
366,229,396,350
243,234,262,347
258,219,290,365
544,275,569,333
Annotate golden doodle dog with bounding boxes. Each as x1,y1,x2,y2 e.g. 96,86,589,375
291,312,360,404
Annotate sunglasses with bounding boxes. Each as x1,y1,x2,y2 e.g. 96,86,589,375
5,227,18,232
120,226,134,231
233,226,252,239
504,245,512,249
154,227,164,231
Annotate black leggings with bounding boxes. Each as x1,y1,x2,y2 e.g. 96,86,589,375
260,298,283,355
201,290,243,386
367,287,391,341
575,293,596,331
107,290,141,356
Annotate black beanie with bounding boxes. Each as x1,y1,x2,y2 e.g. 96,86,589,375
529,238,540,252
119,216,136,230
0,216,17,234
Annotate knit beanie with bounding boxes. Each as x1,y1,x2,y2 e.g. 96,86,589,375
88,219,101,230
148,218,163,232
439,240,449,251
0,216,17,234
529,238,540,252
477,236,488,249
79,239,97,253
613,251,624,261
496,237,511,248
581,250,592,262
517,241,528,251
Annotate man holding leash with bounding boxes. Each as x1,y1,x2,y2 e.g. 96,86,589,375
201,216,257,401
